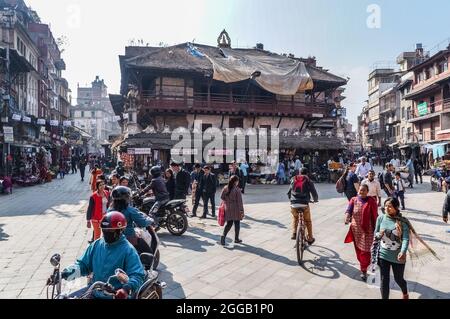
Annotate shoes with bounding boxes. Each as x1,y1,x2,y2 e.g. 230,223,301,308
291,234,296,240
403,294,409,300
212,214,216,218
360,272,368,282
307,238,316,245
235,239,243,244
220,236,226,246
200,215,207,219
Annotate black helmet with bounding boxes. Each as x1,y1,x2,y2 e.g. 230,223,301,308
111,186,132,202
150,166,162,178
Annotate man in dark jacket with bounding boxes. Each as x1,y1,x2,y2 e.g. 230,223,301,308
79,156,87,182
116,161,126,177
140,166,170,215
413,158,424,184
171,161,191,200
191,165,205,217
198,166,217,219
287,168,319,243
71,155,79,174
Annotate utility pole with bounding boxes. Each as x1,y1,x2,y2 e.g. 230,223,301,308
1,8,13,177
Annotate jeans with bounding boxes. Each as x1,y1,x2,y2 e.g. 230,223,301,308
394,191,405,209
415,170,423,184
223,221,241,240
202,192,216,217
241,176,247,193
379,258,408,299
192,192,202,216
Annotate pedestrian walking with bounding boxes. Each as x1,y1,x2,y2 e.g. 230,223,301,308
229,161,245,194
171,161,191,200
406,158,415,188
191,166,205,217
90,164,103,192
79,156,87,182
240,161,250,192
199,166,217,219
356,157,372,182
344,184,379,281
86,180,110,242
277,162,286,185
59,159,66,179
382,164,395,198
165,169,176,200
361,170,382,207
393,172,406,210
413,158,424,185
220,175,245,246
71,155,78,174
344,163,360,201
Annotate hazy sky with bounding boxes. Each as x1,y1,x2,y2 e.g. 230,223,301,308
26,0,450,127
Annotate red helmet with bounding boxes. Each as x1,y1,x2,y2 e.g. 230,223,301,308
101,211,127,230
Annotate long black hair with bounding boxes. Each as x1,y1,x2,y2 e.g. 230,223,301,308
227,175,240,195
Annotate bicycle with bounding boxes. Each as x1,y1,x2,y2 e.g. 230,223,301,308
291,201,316,265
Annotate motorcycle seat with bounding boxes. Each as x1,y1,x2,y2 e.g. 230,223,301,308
143,197,156,205
163,200,186,209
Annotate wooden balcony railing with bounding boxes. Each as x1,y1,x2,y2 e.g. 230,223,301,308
138,92,331,117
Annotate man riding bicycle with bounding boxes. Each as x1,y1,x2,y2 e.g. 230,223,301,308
287,168,319,244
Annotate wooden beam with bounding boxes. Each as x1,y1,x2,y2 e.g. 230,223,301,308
220,115,225,129
277,117,283,129
252,116,256,128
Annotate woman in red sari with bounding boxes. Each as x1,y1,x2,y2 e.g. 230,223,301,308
344,184,379,281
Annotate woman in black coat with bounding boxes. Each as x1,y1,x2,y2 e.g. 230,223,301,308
165,169,176,200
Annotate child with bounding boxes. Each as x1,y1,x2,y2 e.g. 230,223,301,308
393,172,406,210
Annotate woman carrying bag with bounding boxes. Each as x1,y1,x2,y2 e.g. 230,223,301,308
220,175,245,246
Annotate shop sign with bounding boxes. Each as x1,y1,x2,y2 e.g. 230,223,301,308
3,126,13,142
63,121,72,127
50,120,59,126
418,102,428,116
171,148,198,155
22,116,31,123
12,114,21,121
134,148,152,155
208,149,233,156
37,119,46,125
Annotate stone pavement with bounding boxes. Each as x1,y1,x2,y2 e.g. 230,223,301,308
0,172,449,299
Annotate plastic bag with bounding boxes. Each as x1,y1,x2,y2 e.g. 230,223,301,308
366,265,381,289
218,202,225,227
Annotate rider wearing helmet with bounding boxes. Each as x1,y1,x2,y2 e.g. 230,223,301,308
61,212,146,299
140,166,170,215
109,186,154,247
115,161,125,177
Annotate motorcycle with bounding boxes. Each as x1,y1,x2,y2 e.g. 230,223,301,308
135,226,161,270
133,192,189,236
46,253,166,299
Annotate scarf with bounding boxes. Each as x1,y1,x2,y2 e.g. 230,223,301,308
371,213,441,267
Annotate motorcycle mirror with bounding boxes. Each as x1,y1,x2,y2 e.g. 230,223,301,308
115,269,129,284
50,254,61,267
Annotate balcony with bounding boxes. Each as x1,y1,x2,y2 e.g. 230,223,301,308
137,92,331,118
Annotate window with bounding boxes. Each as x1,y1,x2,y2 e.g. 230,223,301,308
439,61,449,73
81,111,85,117
229,118,244,129
92,111,96,118
202,123,212,132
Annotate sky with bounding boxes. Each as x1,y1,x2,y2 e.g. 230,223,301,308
25,0,450,127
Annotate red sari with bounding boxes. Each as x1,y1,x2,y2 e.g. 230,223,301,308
345,196,378,273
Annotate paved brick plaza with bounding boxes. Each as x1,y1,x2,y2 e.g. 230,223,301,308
0,173,448,299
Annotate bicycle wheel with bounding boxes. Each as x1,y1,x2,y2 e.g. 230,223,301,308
296,217,306,265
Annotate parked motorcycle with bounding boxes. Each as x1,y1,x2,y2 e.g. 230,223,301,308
133,193,189,236
46,253,166,299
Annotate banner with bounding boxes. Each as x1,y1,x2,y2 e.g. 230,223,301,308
12,114,21,121
3,126,13,142
63,121,72,127
22,116,31,123
37,119,46,125
50,120,59,126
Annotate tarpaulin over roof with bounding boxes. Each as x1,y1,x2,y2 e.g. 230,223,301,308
205,48,314,95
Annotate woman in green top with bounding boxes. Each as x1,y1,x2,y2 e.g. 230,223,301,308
374,198,410,299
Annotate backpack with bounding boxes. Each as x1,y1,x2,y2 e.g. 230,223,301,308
336,174,346,194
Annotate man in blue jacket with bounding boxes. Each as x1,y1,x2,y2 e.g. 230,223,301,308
61,212,145,299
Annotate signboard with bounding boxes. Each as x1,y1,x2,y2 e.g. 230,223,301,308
418,102,428,116
12,114,21,121
171,149,198,155
22,116,31,123
50,120,59,126
37,119,46,125
208,149,233,156
3,126,13,142
63,121,72,127
134,148,152,155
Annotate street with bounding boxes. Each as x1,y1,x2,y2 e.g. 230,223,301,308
0,172,449,299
